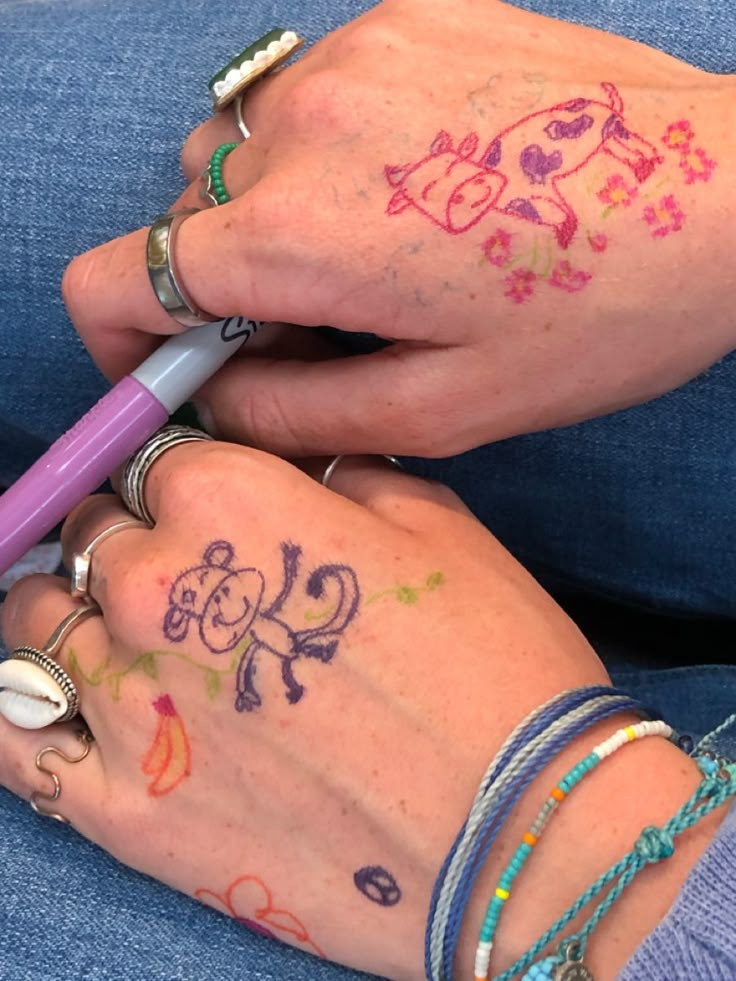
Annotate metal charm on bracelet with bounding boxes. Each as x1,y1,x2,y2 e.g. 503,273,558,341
0,603,100,729
121,425,214,526
146,209,219,328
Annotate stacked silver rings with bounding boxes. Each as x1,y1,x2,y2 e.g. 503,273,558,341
121,425,214,525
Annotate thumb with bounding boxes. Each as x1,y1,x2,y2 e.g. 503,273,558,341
196,344,472,458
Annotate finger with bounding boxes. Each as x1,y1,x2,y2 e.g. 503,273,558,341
298,454,473,524
180,113,244,183
196,343,475,457
0,717,106,834
1,575,113,732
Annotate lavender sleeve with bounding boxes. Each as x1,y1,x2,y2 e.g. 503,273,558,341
618,802,736,979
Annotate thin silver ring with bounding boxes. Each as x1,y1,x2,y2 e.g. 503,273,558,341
121,425,214,525
321,455,403,489
71,519,150,599
147,209,219,328
234,93,252,140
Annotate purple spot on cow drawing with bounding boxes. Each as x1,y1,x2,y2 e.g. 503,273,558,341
384,82,663,248
544,114,595,141
505,198,543,223
520,144,564,184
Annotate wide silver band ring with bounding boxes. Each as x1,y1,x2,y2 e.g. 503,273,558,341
71,519,150,599
147,209,219,328
1,603,101,729
321,455,403,489
121,425,214,526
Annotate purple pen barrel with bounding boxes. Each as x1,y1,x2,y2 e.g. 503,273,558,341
0,377,168,576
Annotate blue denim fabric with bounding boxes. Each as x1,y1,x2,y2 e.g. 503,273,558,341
0,1,735,979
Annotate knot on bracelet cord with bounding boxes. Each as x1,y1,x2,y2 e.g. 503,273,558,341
634,826,675,863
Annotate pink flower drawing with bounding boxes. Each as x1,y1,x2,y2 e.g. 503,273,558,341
549,260,593,293
482,229,514,268
504,268,537,304
642,195,686,239
597,174,639,210
587,232,609,254
679,147,717,185
662,120,695,152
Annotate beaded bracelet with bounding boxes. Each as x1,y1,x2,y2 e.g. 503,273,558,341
425,687,650,981
473,720,673,981
496,751,736,980
201,142,239,206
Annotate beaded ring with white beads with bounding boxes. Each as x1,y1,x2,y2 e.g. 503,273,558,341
208,29,302,111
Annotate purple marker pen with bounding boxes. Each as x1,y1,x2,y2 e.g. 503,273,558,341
0,317,264,575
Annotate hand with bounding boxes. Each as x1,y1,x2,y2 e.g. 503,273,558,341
62,0,736,457
1,446,722,978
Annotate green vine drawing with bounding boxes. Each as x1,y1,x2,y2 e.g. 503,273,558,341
68,636,249,702
304,571,445,623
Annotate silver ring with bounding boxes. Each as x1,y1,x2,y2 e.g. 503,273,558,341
234,93,252,140
30,729,94,824
121,425,214,525
2,604,101,729
147,209,219,328
71,519,150,599
321,455,403,489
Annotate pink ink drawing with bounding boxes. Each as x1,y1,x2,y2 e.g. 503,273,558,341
662,120,695,152
597,173,639,210
504,268,537,304
384,82,663,249
587,231,609,253
642,194,686,238
549,260,593,293
482,228,514,268
679,147,716,184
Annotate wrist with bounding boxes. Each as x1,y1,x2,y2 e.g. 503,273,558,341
454,718,727,980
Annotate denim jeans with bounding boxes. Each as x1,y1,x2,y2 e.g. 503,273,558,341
0,1,734,978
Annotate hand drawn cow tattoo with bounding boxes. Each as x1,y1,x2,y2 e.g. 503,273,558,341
385,82,662,248
163,541,360,712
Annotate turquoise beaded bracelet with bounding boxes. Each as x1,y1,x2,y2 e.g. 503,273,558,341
473,720,672,981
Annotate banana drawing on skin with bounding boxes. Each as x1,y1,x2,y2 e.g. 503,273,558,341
141,694,192,796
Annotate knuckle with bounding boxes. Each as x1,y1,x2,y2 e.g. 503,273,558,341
343,17,402,55
281,68,349,132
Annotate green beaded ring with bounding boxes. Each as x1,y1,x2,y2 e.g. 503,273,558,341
201,142,238,206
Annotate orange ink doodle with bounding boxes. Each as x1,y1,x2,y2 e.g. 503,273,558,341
141,694,192,796
196,875,325,957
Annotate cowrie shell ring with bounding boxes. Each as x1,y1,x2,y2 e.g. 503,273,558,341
0,603,100,729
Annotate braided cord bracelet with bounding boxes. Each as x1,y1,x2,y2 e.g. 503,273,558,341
494,753,736,980
426,687,649,980
473,720,673,981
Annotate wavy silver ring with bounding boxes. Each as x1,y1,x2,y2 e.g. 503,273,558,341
30,729,94,824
